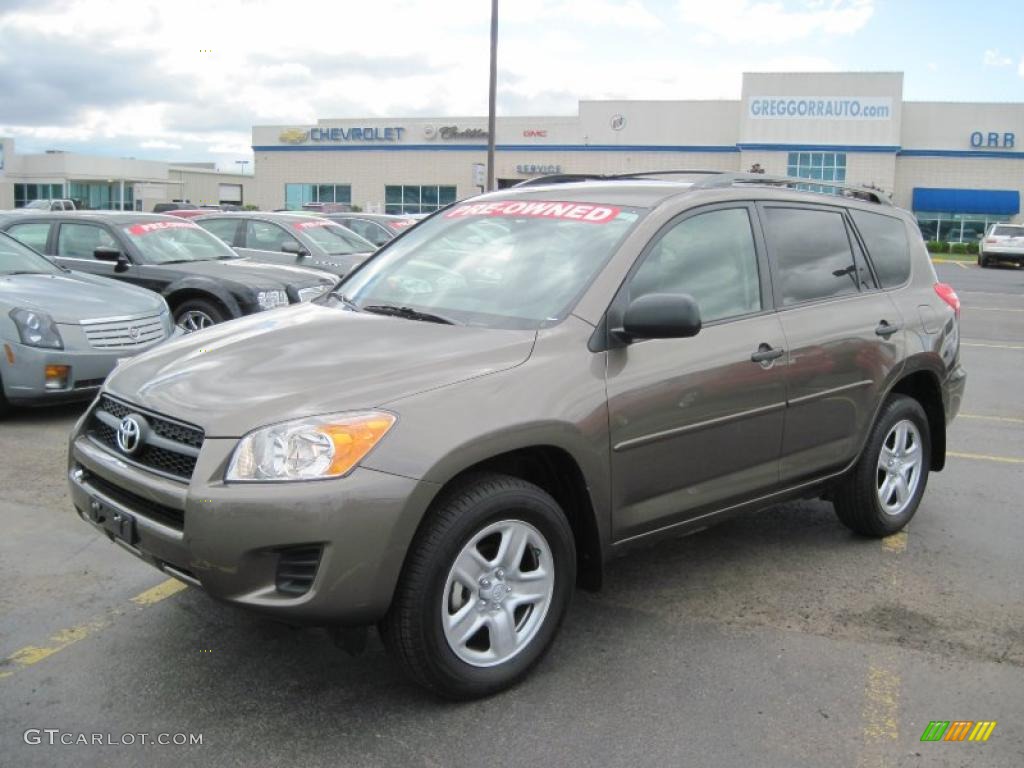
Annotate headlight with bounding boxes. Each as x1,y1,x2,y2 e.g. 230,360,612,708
298,284,330,302
226,411,397,482
256,289,289,310
9,308,63,349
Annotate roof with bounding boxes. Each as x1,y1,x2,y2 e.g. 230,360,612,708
0,211,183,225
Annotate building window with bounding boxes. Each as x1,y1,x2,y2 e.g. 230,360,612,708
14,183,64,207
384,185,456,215
786,152,846,193
913,212,1010,244
65,182,134,210
284,183,352,210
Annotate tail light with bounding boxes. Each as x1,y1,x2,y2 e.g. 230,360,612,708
984,237,997,243
934,282,960,320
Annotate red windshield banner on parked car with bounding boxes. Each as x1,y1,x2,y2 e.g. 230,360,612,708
292,220,334,230
127,221,202,235
445,200,621,224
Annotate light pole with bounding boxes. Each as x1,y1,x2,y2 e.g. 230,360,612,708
234,160,250,176
486,0,498,192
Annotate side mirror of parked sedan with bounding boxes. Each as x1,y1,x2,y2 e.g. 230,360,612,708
281,241,310,257
615,293,702,342
94,247,131,272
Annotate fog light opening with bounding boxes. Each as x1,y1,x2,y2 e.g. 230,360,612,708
44,364,70,390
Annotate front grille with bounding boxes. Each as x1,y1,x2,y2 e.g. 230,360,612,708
79,467,185,531
82,315,167,349
86,394,204,481
275,545,323,596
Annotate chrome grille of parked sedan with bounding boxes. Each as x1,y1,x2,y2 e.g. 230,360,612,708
86,395,204,481
82,315,167,349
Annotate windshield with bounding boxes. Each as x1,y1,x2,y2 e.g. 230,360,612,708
0,232,62,275
291,220,375,255
23,200,53,210
336,199,644,330
121,220,238,264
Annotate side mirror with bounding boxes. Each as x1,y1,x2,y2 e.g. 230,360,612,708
615,293,702,342
94,247,131,272
281,241,310,257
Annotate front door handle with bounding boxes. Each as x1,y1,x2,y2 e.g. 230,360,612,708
875,320,901,338
751,344,785,364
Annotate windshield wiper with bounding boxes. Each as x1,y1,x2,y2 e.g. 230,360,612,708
362,304,456,325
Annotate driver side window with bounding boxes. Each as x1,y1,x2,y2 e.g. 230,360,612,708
246,220,300,253
629,208,762,323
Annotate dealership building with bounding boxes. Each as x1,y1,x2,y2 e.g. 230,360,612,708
252,71,1022,242
0,137,254,213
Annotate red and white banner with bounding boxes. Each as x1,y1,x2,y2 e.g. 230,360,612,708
127,221,201,235
445,200,621,224
292,220,335,230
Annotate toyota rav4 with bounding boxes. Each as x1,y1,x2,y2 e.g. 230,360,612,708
68,172,965,699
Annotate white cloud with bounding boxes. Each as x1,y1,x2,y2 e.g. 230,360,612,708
1019,55,1024,78
983,49,1012,68
677,0,874,44
140,140,183,150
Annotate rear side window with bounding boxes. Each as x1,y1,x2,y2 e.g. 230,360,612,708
851,210,911,288
5,222,51,252
764,207,859,306
199,218,241,245
245,220,300,252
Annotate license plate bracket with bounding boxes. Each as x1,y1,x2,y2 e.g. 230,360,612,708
87,497,137,546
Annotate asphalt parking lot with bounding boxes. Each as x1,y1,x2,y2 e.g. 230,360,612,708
1,261,1021,767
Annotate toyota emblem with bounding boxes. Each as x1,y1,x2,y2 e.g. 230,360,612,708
116,415,143,455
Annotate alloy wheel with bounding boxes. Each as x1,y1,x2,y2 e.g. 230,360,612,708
177,310,214,332
876,418,923,516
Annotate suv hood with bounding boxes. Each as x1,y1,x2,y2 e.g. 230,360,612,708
105,303,536,436
0,271,164,323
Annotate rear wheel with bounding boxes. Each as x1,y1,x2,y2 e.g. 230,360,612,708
380,473,575,699
173,298,226,332
978,253,989,268
833,395,931,537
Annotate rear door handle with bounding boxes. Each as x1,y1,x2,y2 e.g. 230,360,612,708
875,320,901,338
751,344,785,364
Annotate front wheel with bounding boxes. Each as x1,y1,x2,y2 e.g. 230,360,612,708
833,395,931,537
173,298,226,332
380,473,576,699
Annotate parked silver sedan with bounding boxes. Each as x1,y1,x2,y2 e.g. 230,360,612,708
0,231,173,412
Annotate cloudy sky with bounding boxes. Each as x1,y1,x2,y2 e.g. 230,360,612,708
0,0,1021,170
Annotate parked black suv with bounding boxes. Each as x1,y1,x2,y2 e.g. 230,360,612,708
1,213,336,331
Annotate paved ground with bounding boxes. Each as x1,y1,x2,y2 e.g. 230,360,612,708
1,262,1022,767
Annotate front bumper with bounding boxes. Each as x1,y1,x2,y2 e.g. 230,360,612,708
68,429,439,626
2,340,130,405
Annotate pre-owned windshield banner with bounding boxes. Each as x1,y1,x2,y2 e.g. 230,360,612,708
445,200,621,224
126,221,201,235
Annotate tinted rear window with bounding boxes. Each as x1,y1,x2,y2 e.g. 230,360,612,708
764,207,859,306
851,210,911,288
992,225,1024,237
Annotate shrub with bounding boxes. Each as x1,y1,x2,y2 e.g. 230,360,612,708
950,242,969,255
926,240,947,253
965,242,979,254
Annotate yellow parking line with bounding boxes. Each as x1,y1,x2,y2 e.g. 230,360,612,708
959,413,1024,424
131,578,187,606
0,578,187,681
948,451,1024,465
961,341,1024,350
882,530,908,553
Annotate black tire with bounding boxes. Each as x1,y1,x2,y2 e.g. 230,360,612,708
979,253,989,268
380,472,576,700
0,373,9,418
173,298,226,332
833,395,931,537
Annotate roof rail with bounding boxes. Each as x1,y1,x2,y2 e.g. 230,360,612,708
513,169,892,205
689,171,892,205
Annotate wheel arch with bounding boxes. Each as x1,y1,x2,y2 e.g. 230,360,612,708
164,279,242,320
417,445,606,591
887,367,947,471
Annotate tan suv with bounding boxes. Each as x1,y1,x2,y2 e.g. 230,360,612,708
68,171,965,698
